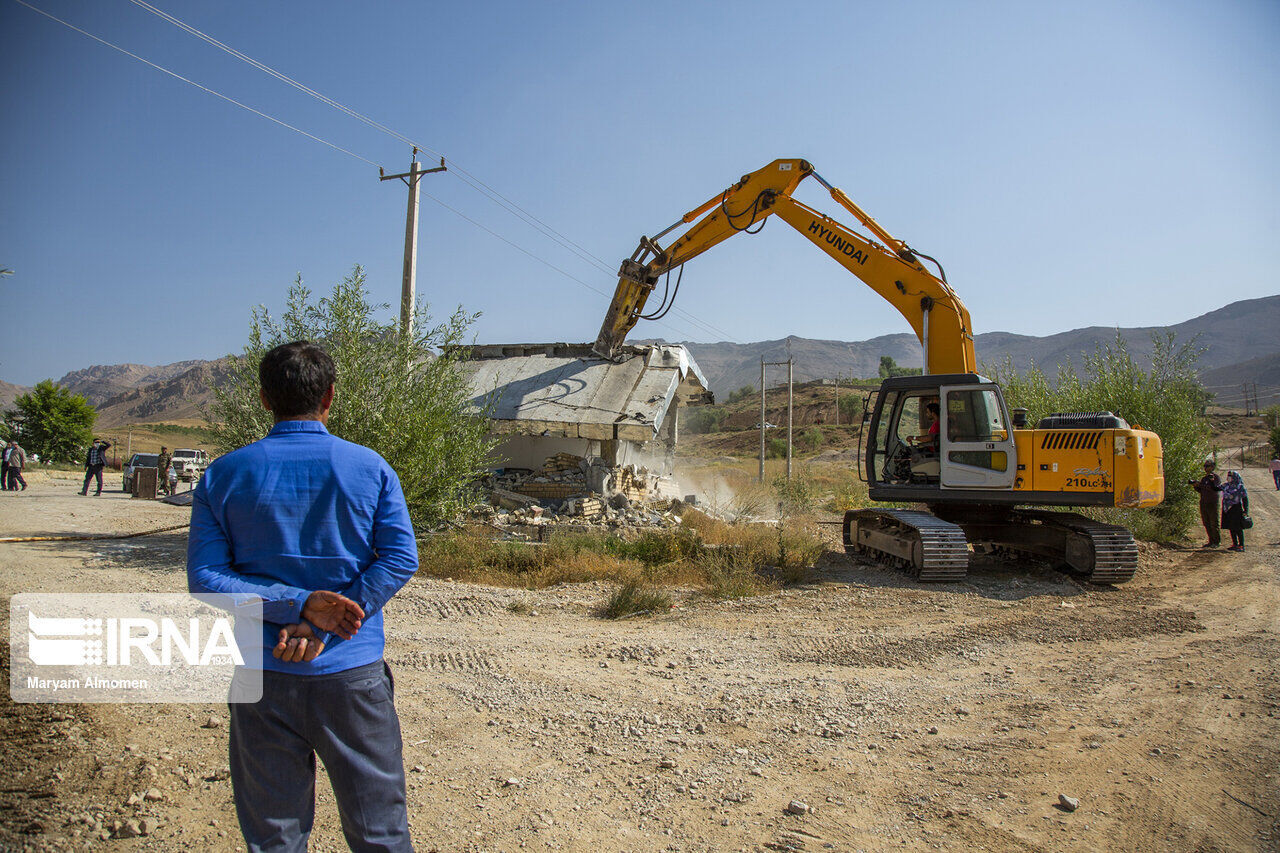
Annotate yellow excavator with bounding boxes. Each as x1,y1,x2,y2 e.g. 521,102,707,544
593,158,1165,583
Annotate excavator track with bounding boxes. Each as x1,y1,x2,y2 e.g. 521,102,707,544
842,509,969,582
1008,510,1139,584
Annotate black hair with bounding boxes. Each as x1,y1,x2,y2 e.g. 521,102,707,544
258,341,336,419
926,402,940,416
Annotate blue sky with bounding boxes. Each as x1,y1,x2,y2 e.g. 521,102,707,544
2,0,1277,385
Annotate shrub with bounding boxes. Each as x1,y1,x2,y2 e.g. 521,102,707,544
599,583,672,619
838,394,864,422
772,475,817,516
801,427,824,451
1271,426,1280,457
207,267,494,529
766,437,788,459
683,406,728,434
826,476,871,513
989,332,1210,539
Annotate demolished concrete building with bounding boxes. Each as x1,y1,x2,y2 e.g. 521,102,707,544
458,343,711,521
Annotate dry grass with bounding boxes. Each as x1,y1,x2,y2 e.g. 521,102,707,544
598,583,673,619
417,510,827,599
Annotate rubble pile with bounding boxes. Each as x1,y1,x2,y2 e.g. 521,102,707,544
477,452,690,537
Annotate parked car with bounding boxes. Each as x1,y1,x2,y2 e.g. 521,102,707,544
170,448,210,482
122,453,159,493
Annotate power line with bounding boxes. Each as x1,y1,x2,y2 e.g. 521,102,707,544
417,189,706,344
12,0,382,168
120,0,742,345
124,0,420,153
24,0,739,345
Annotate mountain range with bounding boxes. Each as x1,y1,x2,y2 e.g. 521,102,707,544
1,295,1276,424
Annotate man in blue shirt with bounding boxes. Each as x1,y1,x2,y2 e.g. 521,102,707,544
188,341,418,852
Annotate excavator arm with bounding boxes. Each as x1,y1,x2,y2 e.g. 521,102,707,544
592,158,976,375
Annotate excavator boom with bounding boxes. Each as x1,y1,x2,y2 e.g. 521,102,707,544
592,158,975,375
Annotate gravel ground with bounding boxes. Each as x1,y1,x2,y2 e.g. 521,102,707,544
1,468,1277,852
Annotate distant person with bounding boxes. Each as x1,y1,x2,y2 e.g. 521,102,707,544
1,442,10,492
157,446,172,496
6,441,26,491
1189,460,1222,548
166,462,178,495
1270,455,1280,491
1221,471,1250,552
80,438,111,496
187,341,418,852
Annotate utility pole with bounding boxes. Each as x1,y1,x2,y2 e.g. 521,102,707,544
786,358,794,480
759,358,795,482
380,149,446,336
834,375,839,427
759,358,766,483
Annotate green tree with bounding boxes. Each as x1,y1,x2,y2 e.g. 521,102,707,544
683,406,727,434
726,385,756,404
838,394,864,422
801,426,824,451
990,332,1209,537
5,380,96,463
877,355,922,379
208,266,495,529
1270,425,1280,457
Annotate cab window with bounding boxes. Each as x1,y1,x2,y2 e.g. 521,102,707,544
945,389,1007,442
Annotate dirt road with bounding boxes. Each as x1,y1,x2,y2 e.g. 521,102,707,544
1,470,1277,852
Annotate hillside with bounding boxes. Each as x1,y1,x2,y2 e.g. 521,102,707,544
670,295,1280,398
0,379,29,411
1199,352,1280,409
92,358,239,428
54,361,207,407
2,295,1275,425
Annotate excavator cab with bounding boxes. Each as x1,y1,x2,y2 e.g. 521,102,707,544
864,374,1018,501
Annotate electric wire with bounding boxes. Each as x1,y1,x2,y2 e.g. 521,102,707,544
122,3,614,281
417,189,705,343
12,0,382,168
123,0,743,345
30,0,739,345
125,0,423,154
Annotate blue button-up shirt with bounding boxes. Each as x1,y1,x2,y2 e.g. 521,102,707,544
187,420,418,674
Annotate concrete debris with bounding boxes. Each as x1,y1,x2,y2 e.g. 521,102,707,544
478,453,687,535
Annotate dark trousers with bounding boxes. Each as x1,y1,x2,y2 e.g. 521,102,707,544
0,464,8,490
81,464,104,495
1223,504,1246,549
7,468,24,490
1199,501,1220,545
1273,470,1280,490
229,660,412,853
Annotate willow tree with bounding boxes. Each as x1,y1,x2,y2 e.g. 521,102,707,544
208,266,493,529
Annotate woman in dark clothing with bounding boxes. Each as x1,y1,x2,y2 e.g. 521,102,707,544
1189,460,1222,547
1221,471,1249,552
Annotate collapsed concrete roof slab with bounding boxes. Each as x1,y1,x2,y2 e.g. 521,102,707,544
457,343,711,442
